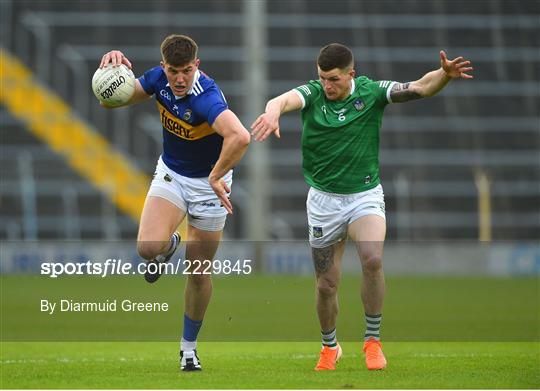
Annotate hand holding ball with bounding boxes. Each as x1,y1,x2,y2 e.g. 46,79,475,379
92,64,135,107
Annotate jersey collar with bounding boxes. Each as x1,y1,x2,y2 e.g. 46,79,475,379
338,79,356,101
186,69,201,96
335,78,355,101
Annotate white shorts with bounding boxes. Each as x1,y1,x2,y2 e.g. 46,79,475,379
306,184,386,248
147,157,232,232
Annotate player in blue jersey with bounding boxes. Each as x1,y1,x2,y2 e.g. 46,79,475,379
99,34,250,371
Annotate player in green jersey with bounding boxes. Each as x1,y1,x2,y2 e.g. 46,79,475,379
251,43,473,371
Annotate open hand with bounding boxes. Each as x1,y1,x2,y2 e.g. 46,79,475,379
440,50,473,79
251,112,281,141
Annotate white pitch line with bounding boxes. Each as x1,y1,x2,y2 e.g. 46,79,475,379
1,357,147,365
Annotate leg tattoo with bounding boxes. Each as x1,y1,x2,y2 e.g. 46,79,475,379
312,246,334,274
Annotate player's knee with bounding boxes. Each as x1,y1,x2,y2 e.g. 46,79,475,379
137,241,162,261
188,273,212,289
362,255,383,274
317,277,338,298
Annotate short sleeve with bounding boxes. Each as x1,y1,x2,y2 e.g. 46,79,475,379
373,80,397,105
193,87,228,125
294,81,319,109
138,66,162,96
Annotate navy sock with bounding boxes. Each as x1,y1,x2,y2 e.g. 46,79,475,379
182,313,203,346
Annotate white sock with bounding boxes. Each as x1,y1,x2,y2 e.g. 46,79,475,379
181,338,197,352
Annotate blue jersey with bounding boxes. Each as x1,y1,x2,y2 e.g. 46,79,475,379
139,67,228,177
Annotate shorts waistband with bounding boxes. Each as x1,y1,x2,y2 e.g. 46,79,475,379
310,184,382,198
158,156,232,181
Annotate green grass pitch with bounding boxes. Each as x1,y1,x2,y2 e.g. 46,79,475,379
1,275,539,388
2,342,538,388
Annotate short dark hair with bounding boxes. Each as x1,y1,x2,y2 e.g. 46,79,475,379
160,34,198,66
317,43,354,71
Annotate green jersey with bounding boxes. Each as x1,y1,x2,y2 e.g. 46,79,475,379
294,76,395,194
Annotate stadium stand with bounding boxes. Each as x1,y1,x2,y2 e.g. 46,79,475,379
1,0,538,240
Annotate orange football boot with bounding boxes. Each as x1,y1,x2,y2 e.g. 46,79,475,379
315,344,342,371
363,338,387,370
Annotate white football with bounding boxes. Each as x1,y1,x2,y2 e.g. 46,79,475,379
92,64,135,106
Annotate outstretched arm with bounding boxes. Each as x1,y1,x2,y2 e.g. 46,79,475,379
251,90,303,141
390,50,474,103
